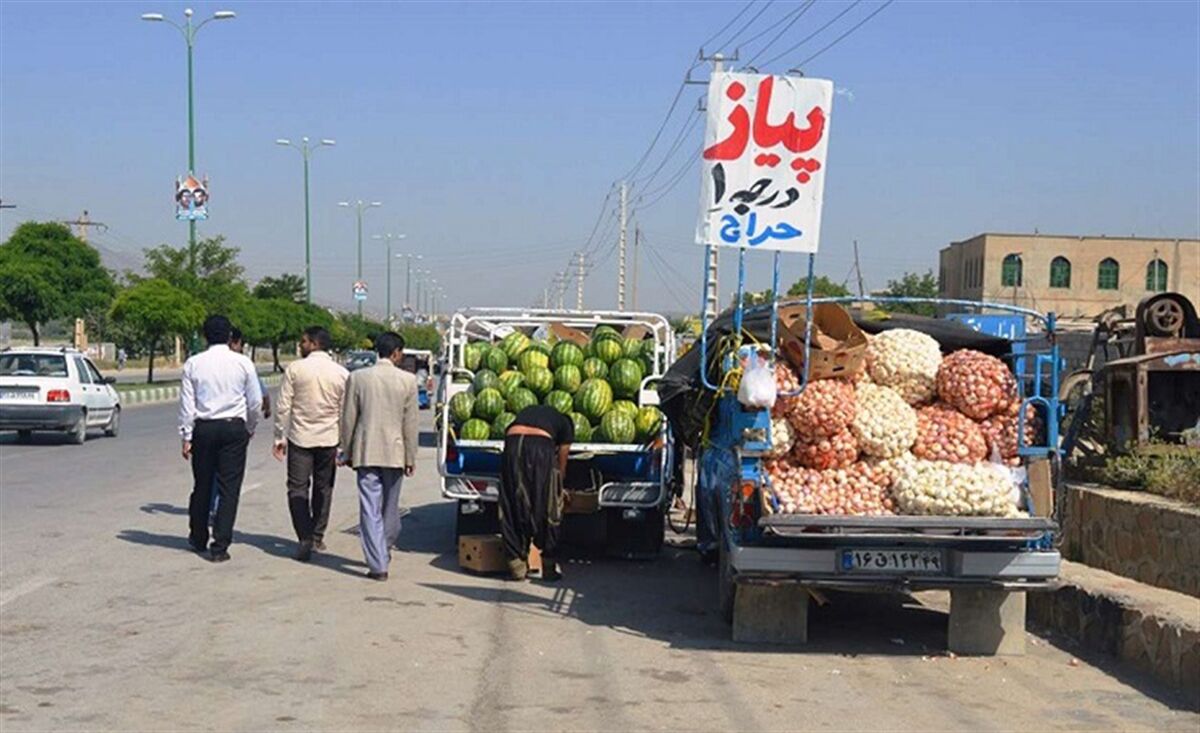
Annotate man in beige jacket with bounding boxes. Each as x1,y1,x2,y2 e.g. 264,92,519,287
339,331,420,581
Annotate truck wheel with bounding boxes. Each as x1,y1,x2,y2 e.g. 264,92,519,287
718,538,736,625
70,413,88,445
104,408,121,438
455,499,499,539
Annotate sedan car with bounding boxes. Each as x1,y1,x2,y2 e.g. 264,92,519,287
0,347,121,444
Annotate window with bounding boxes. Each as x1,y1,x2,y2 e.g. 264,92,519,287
1001,254,1022,287
1146,259,1168,291
1049,256,1071,288
86,361,105,384
1097,258,1119,290
0,354,68,377
74,357,93,384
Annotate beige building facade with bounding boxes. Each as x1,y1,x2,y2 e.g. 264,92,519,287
938,233,1199,319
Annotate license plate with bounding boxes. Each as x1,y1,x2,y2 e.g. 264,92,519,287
840,548,945,575
0,390,37,401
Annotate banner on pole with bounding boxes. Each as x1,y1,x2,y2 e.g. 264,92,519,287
353,281,368,302
695,72,832,253
175,173,209,221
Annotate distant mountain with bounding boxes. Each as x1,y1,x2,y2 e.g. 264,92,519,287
92,242,143,278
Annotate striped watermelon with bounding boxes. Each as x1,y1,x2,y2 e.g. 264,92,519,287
491,411,516,439
592,325,621,341
472,369,498,393
460,418,491,441
473,388,506,421
545,390,574,415
496,370,525,398
599,411,637,444
507,387,538,414
528,341,552,356
500,332,531,361
517,349,549,373
464,343,486,371
554,364,582,394
449,392,474,424
574,379,613,421
570,412,593,442
550,341,585,370
592,337,623,365
635,405,664,441
610,400,638,421
581,357,608,380
622,338,643,358
484,348,509,374
523,366,554,397
608,358,644,399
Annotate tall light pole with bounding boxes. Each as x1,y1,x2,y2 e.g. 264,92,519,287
141,7,236,275
338,200,382,316
404,254,423,320
276,137,335,303
371,233,407,324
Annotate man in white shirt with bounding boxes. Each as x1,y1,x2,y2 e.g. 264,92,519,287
272,325,349,562
179,315,263,563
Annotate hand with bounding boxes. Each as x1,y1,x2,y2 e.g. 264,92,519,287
337,452,350,467
272,442,287,462
181,440,192,461
404,465,415,477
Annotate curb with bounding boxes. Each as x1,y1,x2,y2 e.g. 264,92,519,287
122,373,282,408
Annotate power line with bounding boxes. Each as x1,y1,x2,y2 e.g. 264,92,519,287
792,0,895,69
718,0,776,52
759,0,862,69
631,104,702,191
634,145,703,212
738,1,810,53
744,0,818,67
700,1,756,52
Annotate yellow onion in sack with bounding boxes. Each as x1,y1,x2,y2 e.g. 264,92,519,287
935,349,1018,420
913,404,988,464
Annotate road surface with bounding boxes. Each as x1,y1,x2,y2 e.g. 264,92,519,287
0,401,1195,731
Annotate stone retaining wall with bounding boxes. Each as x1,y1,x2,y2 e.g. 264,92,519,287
1063,483,1200,598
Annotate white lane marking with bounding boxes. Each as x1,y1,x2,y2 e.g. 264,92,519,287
0,575,57,608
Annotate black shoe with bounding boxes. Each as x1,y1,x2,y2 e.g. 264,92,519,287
295,541,313,563
314,540,327,552
541,560,562,582
209,550,231,563
366,571,389,581
188,539,207,554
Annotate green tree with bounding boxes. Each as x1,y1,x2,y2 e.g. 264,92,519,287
0,222,116,345
785,275,851,298
140,235,245,315
109,279,205,382
398,324,441,352
253,273,306,303
880,270,939,317
741,289,776,306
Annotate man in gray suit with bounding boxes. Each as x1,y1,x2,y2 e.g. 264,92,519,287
338,331,420,581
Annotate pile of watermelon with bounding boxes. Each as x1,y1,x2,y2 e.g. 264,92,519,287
448,326,664,445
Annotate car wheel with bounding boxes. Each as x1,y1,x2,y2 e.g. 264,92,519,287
16,429,33,443
70,412,88,445
104,407,121,438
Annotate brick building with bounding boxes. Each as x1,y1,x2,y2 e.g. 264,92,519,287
937,233,1199,319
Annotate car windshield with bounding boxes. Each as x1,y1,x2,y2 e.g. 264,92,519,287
0,353,69,377
346,353,376,369
399,355,430,374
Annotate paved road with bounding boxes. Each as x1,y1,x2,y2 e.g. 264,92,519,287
1,402,1195,731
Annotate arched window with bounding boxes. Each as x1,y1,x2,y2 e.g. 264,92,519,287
1146,259,1168,291
1001,254,1022,287
1049,256,1071,288
1097,258,1119,290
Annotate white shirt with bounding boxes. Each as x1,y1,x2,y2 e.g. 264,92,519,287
178,344,263,441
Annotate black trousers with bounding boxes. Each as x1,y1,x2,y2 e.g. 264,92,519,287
189,418,250,553
498,435,562,563
286,442,338,543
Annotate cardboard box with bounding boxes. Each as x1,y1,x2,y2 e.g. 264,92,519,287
564,489,600,515
621,324,650,341
778,303,867,381
550,322,590,347
458,534,508,573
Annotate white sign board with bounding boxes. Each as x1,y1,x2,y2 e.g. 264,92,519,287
353,280,368,302
695,72,833,253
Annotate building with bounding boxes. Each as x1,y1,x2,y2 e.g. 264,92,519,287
938,233,1199,319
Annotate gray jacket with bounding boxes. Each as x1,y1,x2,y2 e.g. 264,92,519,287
339,361,420,469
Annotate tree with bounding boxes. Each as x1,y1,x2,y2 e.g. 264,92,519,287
880,270,939,317
141,235,245,315
398,324,441,352
786,275,851,298
0,222,116,345
109,279,205,382
253,273,306,303
741,289,776,306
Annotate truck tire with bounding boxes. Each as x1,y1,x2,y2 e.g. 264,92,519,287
604,507,664,559
718,538,736,625
70,412,87,445
455,499,500,539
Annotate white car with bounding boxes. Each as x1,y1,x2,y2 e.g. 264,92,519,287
0,347,121,444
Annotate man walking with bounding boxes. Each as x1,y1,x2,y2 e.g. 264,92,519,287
339,332,419,581
272,326,348,562
180,315,263,563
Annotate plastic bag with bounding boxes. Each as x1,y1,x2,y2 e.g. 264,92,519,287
738,352,778,409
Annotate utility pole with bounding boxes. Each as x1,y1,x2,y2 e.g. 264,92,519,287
698,52,731,323
852,239,865,297
632,226,641,310
575,251,586,310
617,181,628,311
61,210,108,243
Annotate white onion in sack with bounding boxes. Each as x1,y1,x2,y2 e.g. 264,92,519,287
913,404,988,464
892,459,1021,517
935,349,1018,420
851,383,918,458
792,427,859,470
864,329,943,405
767,415,796,458
786,378,856,440
772,362,801,418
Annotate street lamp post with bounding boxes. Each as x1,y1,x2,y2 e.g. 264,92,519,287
141,7,236,275
405,254,423,320
276,137,335,303
371,233,407,324
338,200,382,316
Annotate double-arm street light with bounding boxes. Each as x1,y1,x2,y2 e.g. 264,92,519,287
400,254,422,321
276,137,335,303
371,233,407,324
141,7,236,275
338,200,382,316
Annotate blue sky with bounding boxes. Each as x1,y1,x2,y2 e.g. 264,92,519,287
2,0,1197,316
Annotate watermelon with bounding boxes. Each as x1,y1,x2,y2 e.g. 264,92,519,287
449,392,474,424
472,369,498,393
517,349,550,373
574,379,613,421
527,341,552,357
496,370,525,398
473,388,506,421
592,325,621,341
507,387,538,414
460,418,491,441
484,348,509,374
592,337,623,365
550,341,585,370
635,405,664,440
523,366,554,397
570,412,593,442
640,339,657,357
464,343,486,371
491,411,516,439
609,358,645,399
553,364,582,394
500,332,531,361
581,357,608,380
545,390,574,415
610,400,638,421
599,411,637,444
622,338,643,358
